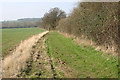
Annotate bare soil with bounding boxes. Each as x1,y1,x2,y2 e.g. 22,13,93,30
2,30,76,78
2,31,49,78
17,32,77,78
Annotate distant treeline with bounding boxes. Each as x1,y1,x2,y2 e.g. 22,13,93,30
1,18,42,29
1,26,38,29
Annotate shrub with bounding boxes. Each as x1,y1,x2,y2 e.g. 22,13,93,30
57,2,119,53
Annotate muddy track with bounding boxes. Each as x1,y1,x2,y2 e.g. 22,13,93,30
2,31,49,78
16,32,77,78
17,35,58,78
2,31,78,78
49,59,57,78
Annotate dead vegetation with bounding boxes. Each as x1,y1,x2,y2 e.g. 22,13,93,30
59,31,118,56
2,31,49,78
17,37,53,78
16,32,78,78
57,2,119,55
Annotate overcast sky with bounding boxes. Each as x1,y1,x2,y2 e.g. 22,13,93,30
0,0,81,21
0,0,118,21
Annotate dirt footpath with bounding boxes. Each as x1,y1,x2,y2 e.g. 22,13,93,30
2,31,49,78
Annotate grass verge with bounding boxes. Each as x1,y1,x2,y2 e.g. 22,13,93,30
46,31,118,78
2,28,45,57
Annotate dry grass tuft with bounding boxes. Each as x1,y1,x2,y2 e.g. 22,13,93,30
59,31,118,56
2,31,49,78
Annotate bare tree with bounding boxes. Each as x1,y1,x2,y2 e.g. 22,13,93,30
42,7,66,30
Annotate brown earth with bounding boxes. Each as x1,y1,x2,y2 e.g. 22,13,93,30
17,33,78,78
2,31,49,78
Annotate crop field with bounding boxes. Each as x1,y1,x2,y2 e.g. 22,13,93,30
46,31,118,78
1,1,119,79
1,29,119,78
2,28,45,57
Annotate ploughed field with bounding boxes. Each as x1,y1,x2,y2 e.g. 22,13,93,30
2,28,45,57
